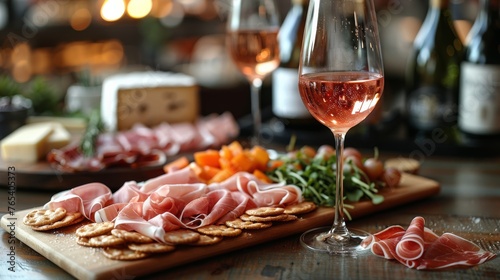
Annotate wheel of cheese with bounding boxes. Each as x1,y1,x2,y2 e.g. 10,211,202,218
101,71,199,131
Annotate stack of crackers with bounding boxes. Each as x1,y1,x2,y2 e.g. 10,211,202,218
22,201,317,261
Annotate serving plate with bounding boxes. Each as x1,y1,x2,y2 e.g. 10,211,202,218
1,173,440,280
0,154,176,191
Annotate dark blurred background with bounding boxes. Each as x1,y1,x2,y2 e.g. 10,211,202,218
0,0,486,155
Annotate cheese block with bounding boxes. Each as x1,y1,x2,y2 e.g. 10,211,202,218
0,122,71,163
27,116,87,134
44,122,71,150
101,71,199,131
1,123,54,163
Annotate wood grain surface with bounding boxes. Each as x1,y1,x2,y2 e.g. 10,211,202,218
1,173,439,280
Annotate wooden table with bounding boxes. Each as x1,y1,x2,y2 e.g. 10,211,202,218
1,153,499,280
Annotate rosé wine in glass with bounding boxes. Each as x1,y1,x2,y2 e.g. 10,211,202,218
227,29,280,82
299,71,383,133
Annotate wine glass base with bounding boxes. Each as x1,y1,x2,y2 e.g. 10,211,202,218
300,226,371,256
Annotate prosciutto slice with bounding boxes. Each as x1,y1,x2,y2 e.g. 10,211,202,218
44,166,302,244
364,216,496,270
417,233,497,269
396,216,426,260
44,183,112,221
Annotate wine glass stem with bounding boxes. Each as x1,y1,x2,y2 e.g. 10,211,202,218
330,132,349,241
250,78,263,145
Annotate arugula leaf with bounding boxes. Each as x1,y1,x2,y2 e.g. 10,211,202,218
266,148,385,211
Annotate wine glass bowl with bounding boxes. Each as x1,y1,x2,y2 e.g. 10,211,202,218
227,30,280,82
226,0,281,144
298,0,384,254
298,72,383,133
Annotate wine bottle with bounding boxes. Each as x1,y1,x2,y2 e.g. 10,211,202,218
458,0,500,143
272,0,318,131
405,0,464,142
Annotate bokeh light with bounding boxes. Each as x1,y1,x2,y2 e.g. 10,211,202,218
127,0,152,19
101,0,126,22
71,8,92,31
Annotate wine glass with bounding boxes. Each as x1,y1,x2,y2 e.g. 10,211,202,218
298,0,384,254
226,0,280,145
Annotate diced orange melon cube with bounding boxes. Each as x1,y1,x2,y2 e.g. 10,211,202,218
253,169,272,183
231,152,256,172
194,149,221,168
209,168,235,183
249,145,269,171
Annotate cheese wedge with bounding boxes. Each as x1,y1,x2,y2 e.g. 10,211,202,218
43,122,71,151
1,123,54,163
0,122,71,163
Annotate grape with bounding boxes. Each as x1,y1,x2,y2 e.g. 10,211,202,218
343,147,362,160
380,168,402,188
363,158,384,181
315,145,335,160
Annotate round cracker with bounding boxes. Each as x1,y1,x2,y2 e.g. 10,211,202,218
196,225,242,237
31,212,85,231
88,234,126,247
240,213,290,223
128,242,175,253
225,218,272,230
385,157,420,174
163,229,200,245
188,235,223,246
284,201,317,215
277,214,298,222
76,236,92,247
102,247,150,261
23,207,67,226
76,221,114,238
111,229,154,244
245,206,285,217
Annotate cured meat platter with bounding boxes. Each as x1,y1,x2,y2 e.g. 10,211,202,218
1,173,440,280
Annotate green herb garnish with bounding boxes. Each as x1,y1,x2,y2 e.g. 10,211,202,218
266,147,384,218
79,110,104,157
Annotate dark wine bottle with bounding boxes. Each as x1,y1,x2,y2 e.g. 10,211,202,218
458,0,500,143
271,0,318,131
405,0,464,142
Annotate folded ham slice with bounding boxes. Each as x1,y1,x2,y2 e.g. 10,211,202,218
44,182,113,221
44,166,302,244
417,233,496,270
363,216,496,270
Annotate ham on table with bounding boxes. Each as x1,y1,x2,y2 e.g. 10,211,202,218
362,216,496,270
44,166,302,243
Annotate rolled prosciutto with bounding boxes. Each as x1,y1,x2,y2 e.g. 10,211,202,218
364,216,496,270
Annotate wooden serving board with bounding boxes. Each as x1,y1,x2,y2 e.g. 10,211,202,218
1,173,440,280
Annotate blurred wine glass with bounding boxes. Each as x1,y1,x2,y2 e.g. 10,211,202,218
298,0,384,254
226,0,280,145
